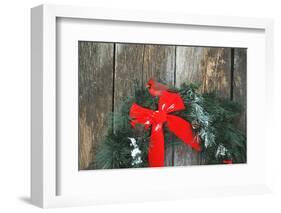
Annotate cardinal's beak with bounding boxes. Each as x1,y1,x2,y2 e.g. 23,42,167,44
146,84,151,89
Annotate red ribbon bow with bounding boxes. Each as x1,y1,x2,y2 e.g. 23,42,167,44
129,81,201,167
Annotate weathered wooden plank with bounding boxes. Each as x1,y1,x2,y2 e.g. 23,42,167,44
200,48,232,97
174,47,232,166
142,44,175,166
176,47,205,85
233,48,247,134
114,44,144,113
142,45,175,86
174,47,204,166
79,41,114,170
176,47,232,95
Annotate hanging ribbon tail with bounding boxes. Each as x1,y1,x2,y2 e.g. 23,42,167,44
166,115,201,151
149,123,165,167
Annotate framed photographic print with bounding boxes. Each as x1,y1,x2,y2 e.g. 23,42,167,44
31,4,274,208
78,41,247,170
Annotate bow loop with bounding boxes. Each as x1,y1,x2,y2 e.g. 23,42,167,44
158,91,185,113
129,103,153,128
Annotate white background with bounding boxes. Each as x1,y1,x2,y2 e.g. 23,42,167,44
0,0,280,212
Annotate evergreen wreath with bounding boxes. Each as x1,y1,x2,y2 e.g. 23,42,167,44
89,80,246,169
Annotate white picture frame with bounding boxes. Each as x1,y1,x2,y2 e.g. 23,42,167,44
31,4,274,208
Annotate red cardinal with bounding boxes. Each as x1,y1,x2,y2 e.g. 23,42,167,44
146,79,169,96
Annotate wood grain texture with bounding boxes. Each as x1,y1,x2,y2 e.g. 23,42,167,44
176,47,205,86
200,48,232,98
176,47,232,96
114,44,144,113
233,48,247,134
173,47,232,166
142,45,175,166
79,41,114,169
142,45,175,86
